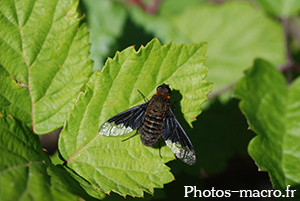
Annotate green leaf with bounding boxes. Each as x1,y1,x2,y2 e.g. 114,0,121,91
130,1,285,99
0,0,92,134
234,59,300,194
59,38,212,197
256,0,300,17
0,111,104,201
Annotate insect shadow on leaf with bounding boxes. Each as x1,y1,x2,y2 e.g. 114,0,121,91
99,84,196,165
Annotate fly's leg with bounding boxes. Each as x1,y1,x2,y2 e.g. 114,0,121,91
171,101,177,109
122,129,139,142
137,89,149,102
158,141,163,159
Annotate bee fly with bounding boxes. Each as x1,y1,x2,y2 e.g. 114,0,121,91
99,83,196,165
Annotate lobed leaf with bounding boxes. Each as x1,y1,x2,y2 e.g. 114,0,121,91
0,0,92,134
234,59,300,195
59,38,212,197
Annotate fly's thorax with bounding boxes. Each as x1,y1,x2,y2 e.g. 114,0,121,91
147,93,170,116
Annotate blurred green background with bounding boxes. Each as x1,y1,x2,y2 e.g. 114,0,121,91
43,0,300,200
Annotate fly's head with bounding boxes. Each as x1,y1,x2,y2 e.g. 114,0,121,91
157,83,171,96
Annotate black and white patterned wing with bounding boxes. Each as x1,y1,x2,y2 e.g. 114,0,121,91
99,102,149,136
161,108,196,165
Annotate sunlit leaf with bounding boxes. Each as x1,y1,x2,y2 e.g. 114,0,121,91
59,38,212,197
0,0,92,134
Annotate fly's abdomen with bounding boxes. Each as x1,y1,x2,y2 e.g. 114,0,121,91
140,114,163,146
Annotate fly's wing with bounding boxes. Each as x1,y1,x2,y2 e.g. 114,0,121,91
161,108,196,165
99,102,149,136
